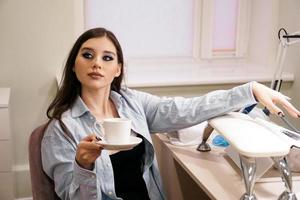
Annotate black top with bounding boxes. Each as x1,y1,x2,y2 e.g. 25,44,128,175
109,138,150,200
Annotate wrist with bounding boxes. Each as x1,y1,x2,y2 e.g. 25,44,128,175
251,81,259,102
75,157,94,170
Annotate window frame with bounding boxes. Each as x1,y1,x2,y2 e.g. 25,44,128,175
69,0,294,88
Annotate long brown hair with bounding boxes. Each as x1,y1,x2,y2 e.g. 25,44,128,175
47,27,124,121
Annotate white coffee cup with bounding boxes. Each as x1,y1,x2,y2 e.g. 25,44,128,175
103,118,131,144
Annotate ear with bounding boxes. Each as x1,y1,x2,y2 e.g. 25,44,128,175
115,64,121,77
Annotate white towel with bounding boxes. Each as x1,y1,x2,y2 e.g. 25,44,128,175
166,122,207,146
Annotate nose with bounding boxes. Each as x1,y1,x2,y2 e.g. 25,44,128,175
93,56,102,69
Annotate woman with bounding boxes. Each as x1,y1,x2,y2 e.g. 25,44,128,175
42,27,300,200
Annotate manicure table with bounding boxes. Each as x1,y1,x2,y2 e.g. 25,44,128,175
208,112,297,200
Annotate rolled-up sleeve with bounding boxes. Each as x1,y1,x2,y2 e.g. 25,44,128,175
132,82,257,133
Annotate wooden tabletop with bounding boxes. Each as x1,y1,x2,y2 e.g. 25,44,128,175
154,134,300,200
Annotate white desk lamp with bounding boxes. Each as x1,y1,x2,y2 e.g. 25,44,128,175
263,28,300,133
271,28,300,92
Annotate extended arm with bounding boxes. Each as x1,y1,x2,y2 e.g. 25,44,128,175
133,82,257,133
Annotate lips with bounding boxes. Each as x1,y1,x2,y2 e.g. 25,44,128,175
88,72,104,79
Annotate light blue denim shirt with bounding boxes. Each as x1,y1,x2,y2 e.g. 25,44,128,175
41,82,257,200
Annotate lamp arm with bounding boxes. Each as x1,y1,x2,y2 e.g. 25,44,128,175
271,29,300,92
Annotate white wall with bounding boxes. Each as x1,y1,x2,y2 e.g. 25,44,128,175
0,0,299,198
277,0,300,129
0,0,75,197
247,0,279,69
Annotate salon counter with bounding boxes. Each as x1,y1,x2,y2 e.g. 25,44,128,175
152,134,300,200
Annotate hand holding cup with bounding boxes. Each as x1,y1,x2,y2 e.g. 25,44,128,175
75,134,103,170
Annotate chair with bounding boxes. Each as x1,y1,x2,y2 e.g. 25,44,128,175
28,124,60,200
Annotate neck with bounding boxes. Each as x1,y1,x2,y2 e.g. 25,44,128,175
81,87,116,121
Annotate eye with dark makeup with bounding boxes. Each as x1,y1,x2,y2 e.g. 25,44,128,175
82,52,93,59
103,55,114,61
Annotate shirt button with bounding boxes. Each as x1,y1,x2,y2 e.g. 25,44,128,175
91,174,96,178
108,191,113,195
93,195,97,199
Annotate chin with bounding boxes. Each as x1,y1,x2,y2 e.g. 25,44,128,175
84,83,110,91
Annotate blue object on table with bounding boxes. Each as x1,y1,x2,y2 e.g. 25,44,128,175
212,135,230,147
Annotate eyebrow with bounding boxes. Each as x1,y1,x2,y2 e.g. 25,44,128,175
80,47,116,56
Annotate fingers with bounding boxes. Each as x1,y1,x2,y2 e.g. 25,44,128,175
79,141,102,150
252,82,300,118
252,84,282,114
267,104,284,117
80,134,103,148
81,134,101,142
274,96,300,118
75,134,103,170
267,90,300,118
262,97,284,116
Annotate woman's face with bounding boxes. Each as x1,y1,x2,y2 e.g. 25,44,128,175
74,36,121,92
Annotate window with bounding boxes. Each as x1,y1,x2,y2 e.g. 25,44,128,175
200,0,251,59
213,0,238,53
73,0,291,87
85,0,195,59
84,0,250,60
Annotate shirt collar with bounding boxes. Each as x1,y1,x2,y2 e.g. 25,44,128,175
71,96,90,118
110,90,122,106
70,91,123,118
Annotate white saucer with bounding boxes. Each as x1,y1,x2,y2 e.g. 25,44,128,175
97,136,142,151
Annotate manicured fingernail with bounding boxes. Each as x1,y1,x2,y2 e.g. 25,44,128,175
96,136,101,141
278,112,285,117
